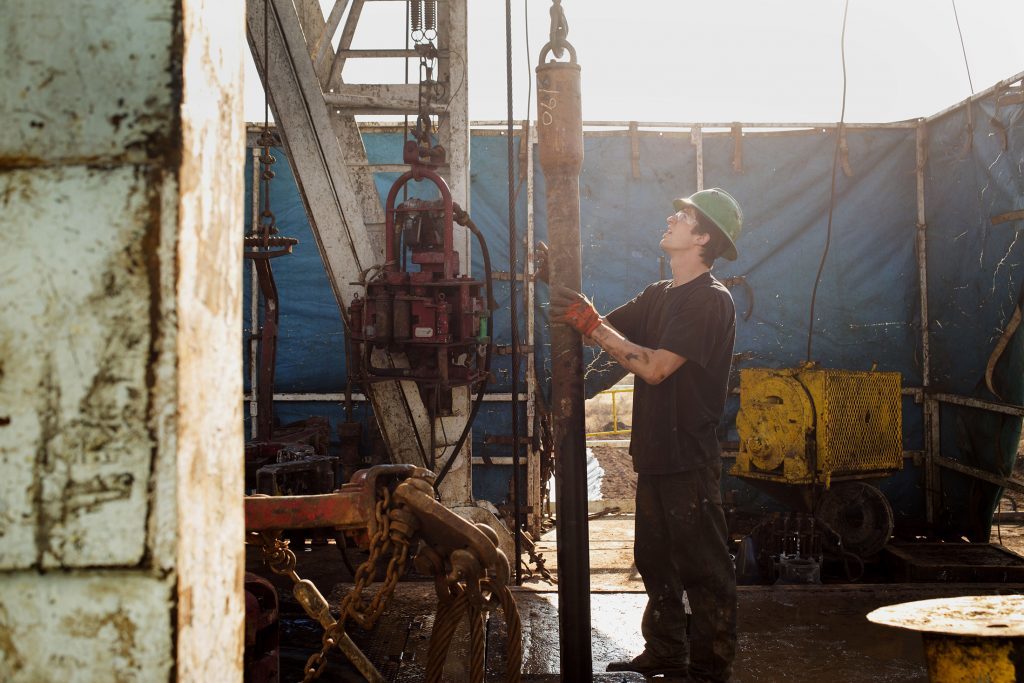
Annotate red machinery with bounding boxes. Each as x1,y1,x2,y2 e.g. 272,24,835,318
347,141,491,393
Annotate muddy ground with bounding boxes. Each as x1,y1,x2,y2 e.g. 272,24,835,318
591,444,636,500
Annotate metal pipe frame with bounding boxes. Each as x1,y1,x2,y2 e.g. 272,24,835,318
914,121,939,525
249,147,261,440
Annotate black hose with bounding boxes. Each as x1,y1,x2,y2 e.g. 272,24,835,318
432,207,495,493
334,533,358,579
817,518,865,582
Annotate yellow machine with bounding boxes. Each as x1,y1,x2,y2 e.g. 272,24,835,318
733,365,903,486
733,365,904,562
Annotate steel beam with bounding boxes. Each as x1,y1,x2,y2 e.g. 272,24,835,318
246,0,433,469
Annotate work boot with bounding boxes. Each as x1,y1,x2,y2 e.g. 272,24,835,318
606,651,688,677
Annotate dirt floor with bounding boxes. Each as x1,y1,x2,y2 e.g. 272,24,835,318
590,443,636,501
249,391,1024,680
253,519,1024,682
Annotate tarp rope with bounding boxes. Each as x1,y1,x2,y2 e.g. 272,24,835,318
805,0,851,362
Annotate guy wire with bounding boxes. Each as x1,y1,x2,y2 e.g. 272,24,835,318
951,0,975,95
506,0,523,586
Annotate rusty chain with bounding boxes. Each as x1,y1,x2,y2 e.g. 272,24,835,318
253,486,413,682
339,487,414,630
252,478,523,681
547,0,569,58
409,0,443,153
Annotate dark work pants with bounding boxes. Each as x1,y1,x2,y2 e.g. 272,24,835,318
634,464,737,682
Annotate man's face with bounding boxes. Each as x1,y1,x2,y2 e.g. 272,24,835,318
660,206,706,254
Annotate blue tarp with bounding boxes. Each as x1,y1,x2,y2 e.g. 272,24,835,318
245,85,1024,537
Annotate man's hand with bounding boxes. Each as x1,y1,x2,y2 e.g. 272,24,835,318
549,285,602,336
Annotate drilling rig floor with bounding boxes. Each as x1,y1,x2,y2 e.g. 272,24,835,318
248,515,1024,682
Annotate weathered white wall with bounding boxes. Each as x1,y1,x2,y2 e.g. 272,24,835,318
174,1,247,678
0,1,245,680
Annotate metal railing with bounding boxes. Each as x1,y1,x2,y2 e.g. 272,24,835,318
586,384,634,439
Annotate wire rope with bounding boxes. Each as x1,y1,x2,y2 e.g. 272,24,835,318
506,0,523,586
951,0,975,95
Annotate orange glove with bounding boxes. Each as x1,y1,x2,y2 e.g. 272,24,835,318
550,285,602,336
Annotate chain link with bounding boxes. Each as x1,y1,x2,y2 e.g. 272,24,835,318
548,0,569,58
252,480,523,681
408,0,444,155
340,488,413,629
254,485,413,681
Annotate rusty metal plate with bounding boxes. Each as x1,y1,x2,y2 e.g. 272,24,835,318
884,542,1024,582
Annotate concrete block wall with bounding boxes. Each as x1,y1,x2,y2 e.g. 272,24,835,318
0,1,246,679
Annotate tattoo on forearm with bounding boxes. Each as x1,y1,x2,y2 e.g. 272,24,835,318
594,324,653,370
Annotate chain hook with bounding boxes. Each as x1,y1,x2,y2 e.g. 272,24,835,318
538,0,576,66
548,0,569,58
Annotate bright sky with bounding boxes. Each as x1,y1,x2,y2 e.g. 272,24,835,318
245,0,1024,124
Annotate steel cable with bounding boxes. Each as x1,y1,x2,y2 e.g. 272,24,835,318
425,581,523,682
951,0,975,95
426,586,469,682
494,582,523,682
506,0,524,585
467,601,487,682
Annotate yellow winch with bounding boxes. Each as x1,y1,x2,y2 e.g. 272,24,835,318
732,365,903,486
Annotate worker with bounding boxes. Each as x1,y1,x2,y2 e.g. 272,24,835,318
549,188,743,682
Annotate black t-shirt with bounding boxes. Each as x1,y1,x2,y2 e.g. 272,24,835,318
605,272,736,474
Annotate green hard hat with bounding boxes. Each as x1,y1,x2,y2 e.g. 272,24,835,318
673,187,743,261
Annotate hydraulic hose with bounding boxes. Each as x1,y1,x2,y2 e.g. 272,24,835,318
432,206,495,493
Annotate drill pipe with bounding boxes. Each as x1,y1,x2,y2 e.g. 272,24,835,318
536,54,593,680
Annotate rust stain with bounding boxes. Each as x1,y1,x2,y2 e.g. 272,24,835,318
61,608,138,670
138,164,169,571
26,196,155,566
179,585,192,628
64,473,135,514
0,153,160,170
33,354,62,568
0,604,26,675
109,113,129,132
1,169,41,207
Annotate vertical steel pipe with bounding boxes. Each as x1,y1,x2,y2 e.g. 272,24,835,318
536,45,592,680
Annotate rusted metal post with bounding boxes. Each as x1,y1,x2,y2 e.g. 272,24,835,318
536,43,593,680
916,119,942,526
